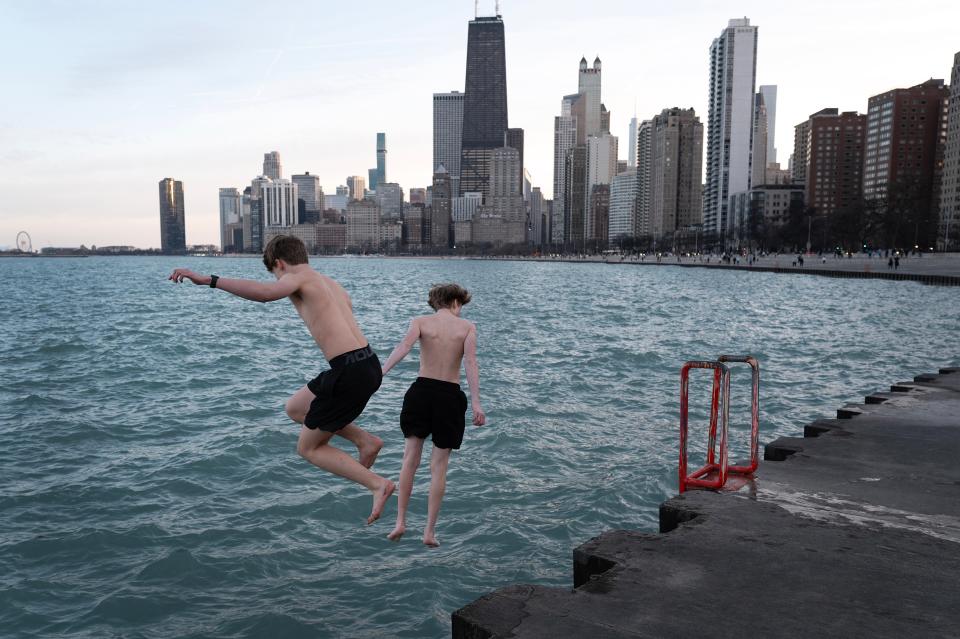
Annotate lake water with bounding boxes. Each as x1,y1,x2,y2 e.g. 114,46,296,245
1,256,957,638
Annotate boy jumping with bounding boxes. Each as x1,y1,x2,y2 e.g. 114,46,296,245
380,283,485,547
169,235,395,525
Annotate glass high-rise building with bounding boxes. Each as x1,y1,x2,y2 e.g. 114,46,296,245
158,178,186,253
218,187,242,252
460,14,508,199
292,172,322,222
368,133,387,191
433,91,463,197
703,18,758,245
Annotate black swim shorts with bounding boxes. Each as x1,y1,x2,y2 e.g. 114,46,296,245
400,377,468,450
304,345,382,432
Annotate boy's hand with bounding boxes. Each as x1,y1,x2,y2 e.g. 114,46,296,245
472,406,486,427
169,268,210,286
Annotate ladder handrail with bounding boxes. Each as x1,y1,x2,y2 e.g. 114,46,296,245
679,355,759,493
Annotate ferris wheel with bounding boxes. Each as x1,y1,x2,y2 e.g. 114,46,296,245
16,231,32,253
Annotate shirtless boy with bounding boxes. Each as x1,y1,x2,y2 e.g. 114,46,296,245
168,235,395,525
380,283,485,547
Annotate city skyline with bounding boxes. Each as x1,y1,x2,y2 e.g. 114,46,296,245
2,0,958,248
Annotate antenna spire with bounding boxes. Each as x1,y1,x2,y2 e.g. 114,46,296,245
496,0,501,15
475,0,478,17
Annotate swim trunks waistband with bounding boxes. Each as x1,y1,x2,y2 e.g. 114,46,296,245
328,345,376,369
413,376,461,392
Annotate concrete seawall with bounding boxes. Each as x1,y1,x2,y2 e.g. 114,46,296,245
452,367,960,638
468,253,960,286
620,260,960,286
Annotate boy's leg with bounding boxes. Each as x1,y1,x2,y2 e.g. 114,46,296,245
297,426,395,525
337,423,383,469
388,436,424,541
423,445,452,547
286,386,383,469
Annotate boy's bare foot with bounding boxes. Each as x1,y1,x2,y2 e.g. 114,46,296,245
358,435,383,469
366,479,395,525
423,533,440,548
387,524,405,541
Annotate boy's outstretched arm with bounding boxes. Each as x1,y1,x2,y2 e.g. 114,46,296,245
168,268,300,303
464,324,485,426
381,318,420,376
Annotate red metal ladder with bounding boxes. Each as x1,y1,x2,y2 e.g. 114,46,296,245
679,355,760,493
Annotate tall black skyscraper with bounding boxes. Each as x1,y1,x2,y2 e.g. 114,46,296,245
158,177,186,253
460,14,508,199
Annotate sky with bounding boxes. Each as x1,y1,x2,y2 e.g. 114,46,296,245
1,0,958,249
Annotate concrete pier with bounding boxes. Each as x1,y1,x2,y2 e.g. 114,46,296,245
453,367,960,638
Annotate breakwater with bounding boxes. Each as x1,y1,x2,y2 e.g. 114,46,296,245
453,367,960,638
622,259,960,286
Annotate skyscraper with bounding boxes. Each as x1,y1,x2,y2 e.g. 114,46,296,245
608,169,638,242
506,127,525,187
433,91,464,197
246,176,272,253
864,79,949,248
940,52,960,250
563,145,587,248
158,178,185,253
628,116,638,168
589,184,610,248
792,118,812,185
578,57,602,138
760,85,778,163
261,178,299,228
460,13,508,199
218,187,242,252
368,133,386,190
635,120,654,238
473,146,525,245
552,57,607,247
292,172,322,222
650,108,704,237
585,133,618,241
263,151,282,180
704,18,759,244
552,98,578,244
529,187,546,246
751,91,769,188
795,109,866,217
376,133,386,184
375,182,403,219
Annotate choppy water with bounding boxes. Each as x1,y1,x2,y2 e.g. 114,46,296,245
1,256,957,638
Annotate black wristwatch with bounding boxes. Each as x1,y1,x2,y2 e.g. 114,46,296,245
209,275,219,288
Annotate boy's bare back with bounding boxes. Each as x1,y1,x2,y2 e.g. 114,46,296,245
412,312,474,384
286,269,367,360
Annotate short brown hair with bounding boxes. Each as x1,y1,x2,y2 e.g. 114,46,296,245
263,235,309,271
428,283,471,310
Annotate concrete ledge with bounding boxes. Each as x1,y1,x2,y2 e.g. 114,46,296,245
452,368,960,638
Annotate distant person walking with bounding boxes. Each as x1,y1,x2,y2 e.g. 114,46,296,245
168,235,395,525
380,284,486,547
895,255,900,270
